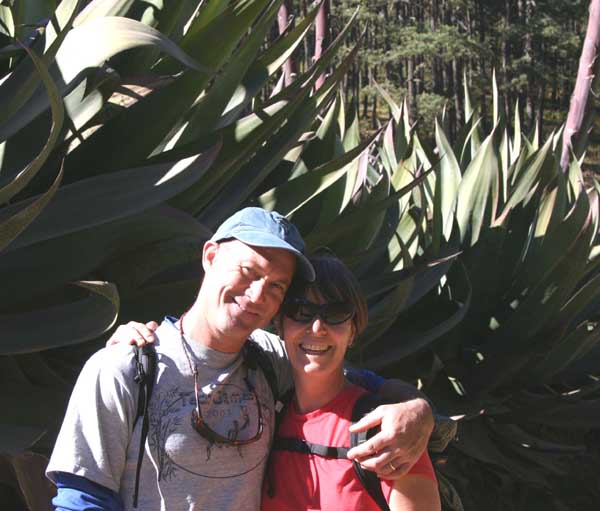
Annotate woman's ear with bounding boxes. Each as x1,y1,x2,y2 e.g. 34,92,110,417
347,324,357,348
346,323,356,348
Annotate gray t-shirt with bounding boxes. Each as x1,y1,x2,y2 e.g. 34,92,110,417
47,317,292,510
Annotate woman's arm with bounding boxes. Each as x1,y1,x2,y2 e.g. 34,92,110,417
389,475,441,511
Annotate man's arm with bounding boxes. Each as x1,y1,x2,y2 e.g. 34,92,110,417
377,378,430,403
46,345,139,507
53,473,123,511
345,372,434,479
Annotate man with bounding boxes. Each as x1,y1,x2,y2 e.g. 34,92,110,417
47,207,434,510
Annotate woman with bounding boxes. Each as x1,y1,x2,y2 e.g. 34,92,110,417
262,255,440,511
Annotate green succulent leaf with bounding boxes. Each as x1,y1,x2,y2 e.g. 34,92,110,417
65,0,272,174
0,280,119,354
0,425,46,454
0,384,70,451
168,0,282,147
0,143,220,251
456,127,498,245
0,44,64,204
0,0,83,113
432,118,461,249
0,14,205,144
258,129,380,217
528,321,600,382
0,165,63,253
305,164,436,250
210,0,322,131
0,206,210,307
56,15,207,82
453,420,549,487
73,0,136,27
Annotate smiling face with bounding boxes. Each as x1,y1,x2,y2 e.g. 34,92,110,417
277,255,368,385
197,239,296,352
282,288,355,380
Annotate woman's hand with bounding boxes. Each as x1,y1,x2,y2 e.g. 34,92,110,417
346,397,434,479
105,321,159,347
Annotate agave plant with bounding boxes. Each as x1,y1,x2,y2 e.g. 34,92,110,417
3,2,598,510
354,76,600,510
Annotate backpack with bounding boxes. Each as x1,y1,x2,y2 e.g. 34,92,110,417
130,338,281,509
271,392,391,511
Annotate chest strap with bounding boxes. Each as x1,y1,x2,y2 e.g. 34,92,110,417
271,393,391,511
273,436,349,459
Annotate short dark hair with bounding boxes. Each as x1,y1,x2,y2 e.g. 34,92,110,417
282,254,368,337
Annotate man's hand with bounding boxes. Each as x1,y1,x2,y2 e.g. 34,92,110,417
346,397,434,479
106,321,159,347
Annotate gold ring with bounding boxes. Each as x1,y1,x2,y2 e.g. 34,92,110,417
389,461,396,471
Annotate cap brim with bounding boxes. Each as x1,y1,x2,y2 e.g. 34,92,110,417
229,229,315,282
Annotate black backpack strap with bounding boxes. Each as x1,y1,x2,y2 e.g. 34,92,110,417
243,339,284,412
273,437,349,459
270,392,390,510
132,344,157,509
350,393,391,511
243,338,293,498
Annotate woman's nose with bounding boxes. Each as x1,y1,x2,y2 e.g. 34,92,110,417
310,316,327,334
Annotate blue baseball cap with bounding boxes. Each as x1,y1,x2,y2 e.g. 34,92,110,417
211,207,315,282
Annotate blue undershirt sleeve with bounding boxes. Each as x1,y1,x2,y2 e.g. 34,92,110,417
344,367,385,394
52,472,123,511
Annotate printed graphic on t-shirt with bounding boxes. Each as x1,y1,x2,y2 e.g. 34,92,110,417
148,380,273,480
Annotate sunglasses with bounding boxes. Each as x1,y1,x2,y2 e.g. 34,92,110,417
179,311,263,446
284,298,355,325
190,373,263,446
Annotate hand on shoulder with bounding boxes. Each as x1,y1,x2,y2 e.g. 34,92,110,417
106,320,159,348
347,397,433,478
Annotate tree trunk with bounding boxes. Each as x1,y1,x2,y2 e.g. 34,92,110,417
432,0,443,96
502,0,512,124
408,57,417,124
477,0,486,123
301,0,309,73
560,0,600,171
314,0,330,90
362,62,369,118
277,1,296,87
537,80,546,135
524,0,534,132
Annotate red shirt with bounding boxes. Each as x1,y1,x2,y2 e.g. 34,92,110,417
262,384,436,511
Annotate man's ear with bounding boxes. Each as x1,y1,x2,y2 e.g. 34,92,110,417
202,240,219,272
